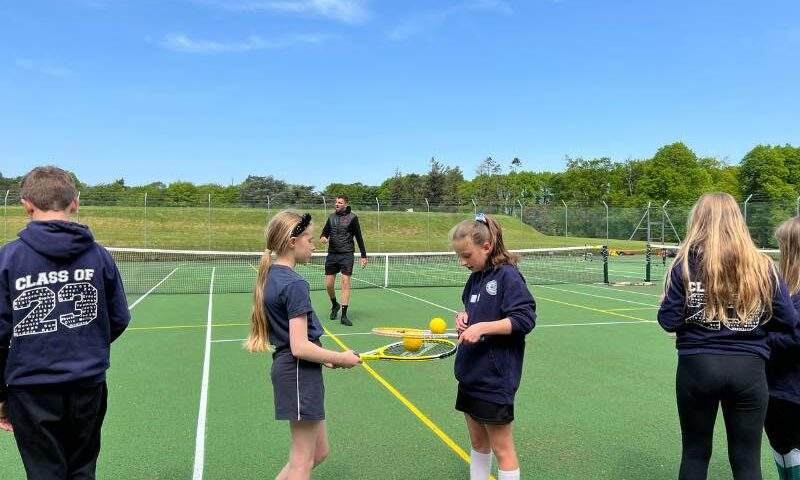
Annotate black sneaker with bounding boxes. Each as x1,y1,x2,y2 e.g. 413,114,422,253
340,316,352,326
330,303,340,320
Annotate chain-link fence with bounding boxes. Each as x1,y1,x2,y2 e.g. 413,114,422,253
3,189,799,251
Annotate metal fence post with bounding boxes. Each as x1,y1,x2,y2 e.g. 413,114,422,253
562,200,568,237
143,192,148,248
743,194,754,225
517,199,524,222
472,198,477,215
3,190,9,243
322,196,327,216
425,198,430,250
375,197,382,250
602,200,609,244
796,195,799,217
75,191,81,222
207,193,212,250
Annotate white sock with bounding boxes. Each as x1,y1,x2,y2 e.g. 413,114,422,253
498,468,520,480
470,449,492,480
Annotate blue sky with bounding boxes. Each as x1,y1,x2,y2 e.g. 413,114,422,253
1,0,798,189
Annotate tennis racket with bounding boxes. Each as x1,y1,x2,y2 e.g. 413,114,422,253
356,338,457,361
371,326,459,339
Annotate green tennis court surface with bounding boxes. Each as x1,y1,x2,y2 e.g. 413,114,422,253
0,259,780,479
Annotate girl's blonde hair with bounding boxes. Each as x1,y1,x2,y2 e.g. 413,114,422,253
449,214,518,267
776,217,800,296
668,192,775,322
244,209,309,353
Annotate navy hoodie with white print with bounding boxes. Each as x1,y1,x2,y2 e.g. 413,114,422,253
657,254,800,360
0,221,130,400
454,264,536,405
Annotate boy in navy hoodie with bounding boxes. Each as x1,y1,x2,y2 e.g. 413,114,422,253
0,166,130,480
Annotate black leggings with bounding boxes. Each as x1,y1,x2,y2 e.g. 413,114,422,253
676,354,768,480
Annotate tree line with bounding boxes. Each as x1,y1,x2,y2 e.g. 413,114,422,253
1,142,798,208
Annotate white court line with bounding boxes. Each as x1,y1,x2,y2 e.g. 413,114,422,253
192,267,215,480
128,266,180,310
533,284,657,307
351,276,458,314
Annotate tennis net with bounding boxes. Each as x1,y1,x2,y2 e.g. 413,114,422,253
108,245,616,295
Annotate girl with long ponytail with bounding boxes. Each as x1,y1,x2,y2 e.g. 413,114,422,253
246,210,360,479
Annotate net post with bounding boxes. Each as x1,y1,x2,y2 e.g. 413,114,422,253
601,245,609,284
645,243,652,282
383,254,389,288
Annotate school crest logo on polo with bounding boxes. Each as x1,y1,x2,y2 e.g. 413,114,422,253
485,280,498,296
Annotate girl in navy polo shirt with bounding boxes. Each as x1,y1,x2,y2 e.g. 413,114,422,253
450,213,536,480
766,217,800,479
658,193,800,480
245,210,360,480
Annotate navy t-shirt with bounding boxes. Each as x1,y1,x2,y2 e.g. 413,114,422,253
265,265,323,352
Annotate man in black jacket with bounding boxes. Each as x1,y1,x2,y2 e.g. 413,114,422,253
320,195,367,326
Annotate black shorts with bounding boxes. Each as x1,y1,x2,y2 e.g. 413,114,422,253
455,389,514,425
325,253,355,276
271,351,325,421
766,396,800,454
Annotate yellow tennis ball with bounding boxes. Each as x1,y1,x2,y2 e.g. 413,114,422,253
403,336,423,352
429,317,447,334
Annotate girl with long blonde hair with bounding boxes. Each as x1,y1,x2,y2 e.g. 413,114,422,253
246,210,360,480
658,193,800,480
765,217,800,479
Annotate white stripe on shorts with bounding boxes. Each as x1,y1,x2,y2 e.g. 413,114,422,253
295,358,301,421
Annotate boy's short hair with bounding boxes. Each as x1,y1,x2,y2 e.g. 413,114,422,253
20,166,78,211
336,194,349,203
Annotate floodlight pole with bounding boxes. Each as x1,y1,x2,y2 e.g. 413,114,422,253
796,195,800,217
743,194,754,225
472,198,477,215
562,200,568,237
661,200,670,244
76,191,81,222
207,193,212,250
321,195,327,216
517,199,524,222
602,200,609,244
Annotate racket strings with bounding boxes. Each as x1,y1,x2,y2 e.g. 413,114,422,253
382,339,455,358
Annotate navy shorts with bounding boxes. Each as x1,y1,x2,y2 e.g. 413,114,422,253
271,351,325,421
455,389,514,425
766,396,800,454
325,253,354,276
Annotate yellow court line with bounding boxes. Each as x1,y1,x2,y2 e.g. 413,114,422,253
128,322,248,332
320,324,494,480
536,295,653,323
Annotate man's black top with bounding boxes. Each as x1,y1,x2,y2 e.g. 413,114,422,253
321,206,367,258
